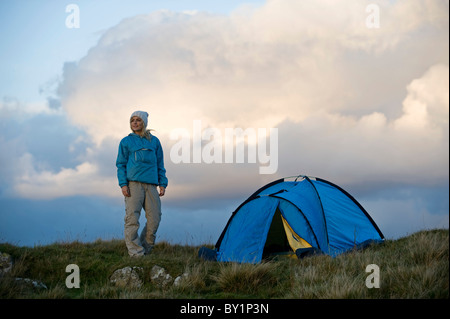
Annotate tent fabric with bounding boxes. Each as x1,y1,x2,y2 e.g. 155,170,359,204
312,179,383,255
208,175,384,264
217,196,279,263
281,214,311,251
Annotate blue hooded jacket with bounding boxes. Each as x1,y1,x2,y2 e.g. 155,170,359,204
116,133,168,188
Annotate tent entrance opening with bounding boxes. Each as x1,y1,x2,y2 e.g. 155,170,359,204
263,207,312,258
263,208,291,257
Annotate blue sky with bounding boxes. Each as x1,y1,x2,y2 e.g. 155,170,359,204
0,0,448,247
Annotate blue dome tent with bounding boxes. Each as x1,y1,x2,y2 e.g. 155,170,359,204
199,175,384,263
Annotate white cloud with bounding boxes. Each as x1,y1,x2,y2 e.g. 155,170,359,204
0,96,60,120
275,65,449,187
57,0,448,138
395,63,449,130
12,152,117,200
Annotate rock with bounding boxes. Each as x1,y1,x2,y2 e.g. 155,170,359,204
150,265,173,287
15,278,48,289
0,252,13,275
1,252,47,290
173,272,189,287
110,266,143,288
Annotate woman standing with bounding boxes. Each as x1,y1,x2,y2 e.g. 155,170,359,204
116,111,168,257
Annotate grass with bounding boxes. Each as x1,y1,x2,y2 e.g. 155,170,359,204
0,229,448,299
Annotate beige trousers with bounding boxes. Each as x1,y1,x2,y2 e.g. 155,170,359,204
124,181,162,257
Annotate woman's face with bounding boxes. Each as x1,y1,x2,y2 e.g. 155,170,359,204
130,116,144,133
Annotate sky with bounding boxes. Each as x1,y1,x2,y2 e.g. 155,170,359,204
0,0,448,247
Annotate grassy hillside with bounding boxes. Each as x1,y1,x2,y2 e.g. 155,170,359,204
0,229,448,299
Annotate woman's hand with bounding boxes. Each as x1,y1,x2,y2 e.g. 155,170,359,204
122,185,131,197
159,186,166,197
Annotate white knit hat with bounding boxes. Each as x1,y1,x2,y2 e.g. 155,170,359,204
130,111,149,128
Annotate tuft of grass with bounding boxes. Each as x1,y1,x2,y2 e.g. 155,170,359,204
0,229,448,299
212,262,279,297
